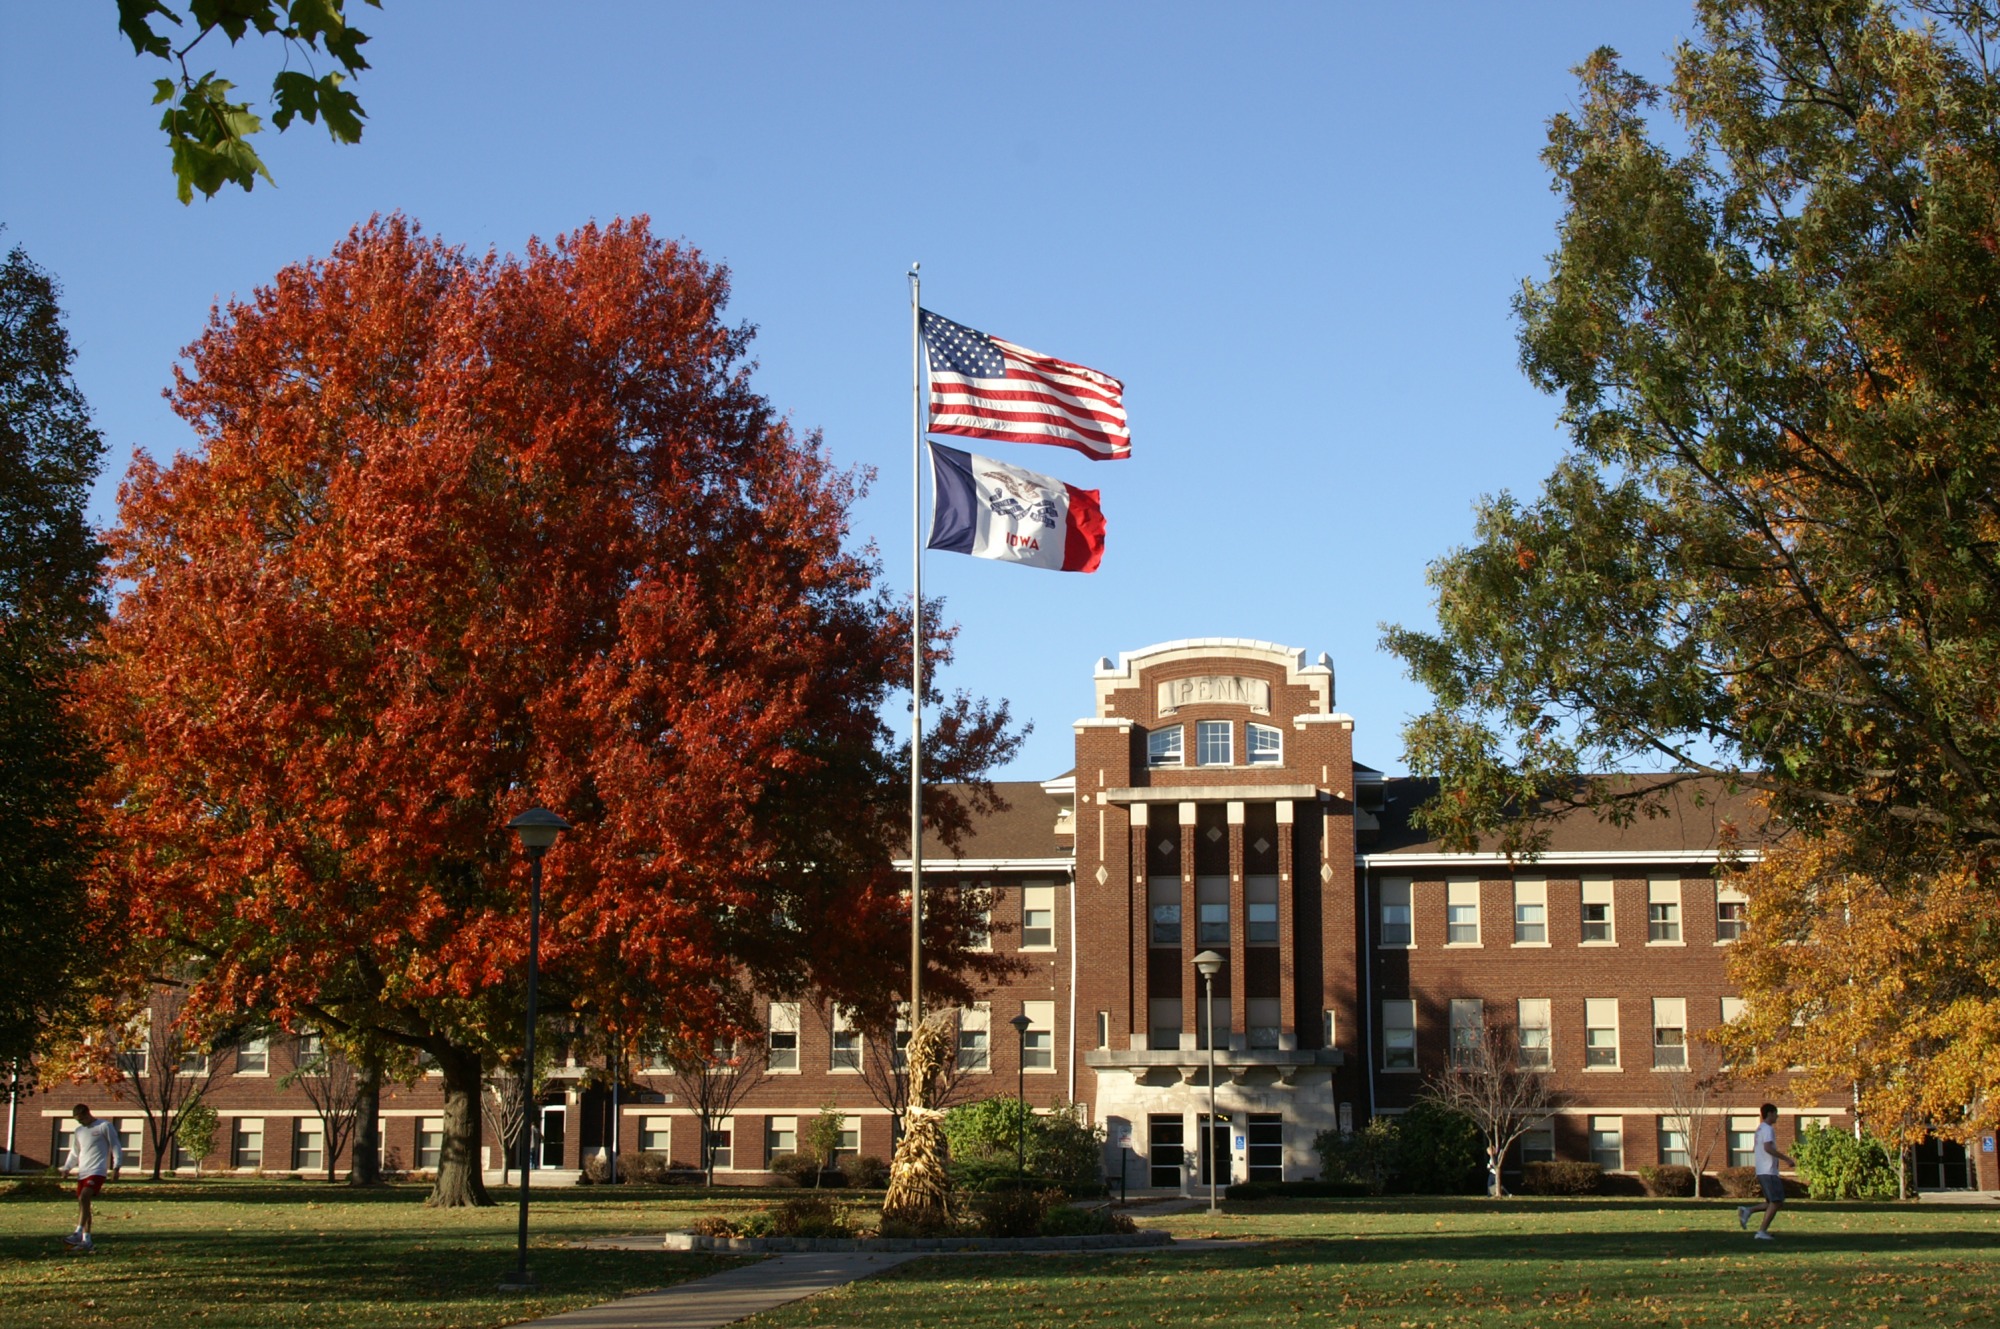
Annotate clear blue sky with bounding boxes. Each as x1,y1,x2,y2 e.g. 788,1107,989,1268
2,3,1697,781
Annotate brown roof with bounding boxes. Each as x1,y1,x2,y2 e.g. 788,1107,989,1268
1370,775,1778,858
917,780,1071,862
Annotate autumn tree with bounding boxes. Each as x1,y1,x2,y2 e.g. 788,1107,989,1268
1385,0,2000,867
1659,1035,1729,1198
105,989,218,1180
85,214,1021,1207
282,1033,364,1184
0,241,106,1066
665,1031,769,1186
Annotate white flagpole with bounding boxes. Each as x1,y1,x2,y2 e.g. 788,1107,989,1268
908,263,924,1029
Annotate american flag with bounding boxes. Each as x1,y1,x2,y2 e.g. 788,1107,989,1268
921,310,1130,461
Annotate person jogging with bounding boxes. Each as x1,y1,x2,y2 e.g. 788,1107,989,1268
1738,1102,1793,1241
60,1104,122,1254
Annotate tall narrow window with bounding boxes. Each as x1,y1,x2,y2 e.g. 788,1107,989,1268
1196,720,1233,766
1379,878,1412,947
1652,997,1687,1068
1513,878,1547,944
1588,1116,1623,1169
1148,877,1181,946
767,1002,799,1072
1196,876,1230,944
705,1119,734,1170
1716,886,1748,942
1095,1011,1110,1050
1246,877,1279,943
958,1003,991,1070
766,1116,797,1163
1657,1121,1689,1166
1581,875,1615,943
1727,1115,1759,1168
234,1119,265,1169
1246,722,1282,765
1445,879,1480,945
830,1008,861,1072
1021,884,1056,949
1585,998,1620,1068
1449,998,1483,1067
1647,877,1682,943
1021,1001,1055,1070
1382,1000,1416,1069
1147,726,1184,767
293,1122,324,1172
414,1119,441,1171
1517,998,1551,1069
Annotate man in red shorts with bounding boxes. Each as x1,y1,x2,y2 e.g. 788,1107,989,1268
60,1104,122,1254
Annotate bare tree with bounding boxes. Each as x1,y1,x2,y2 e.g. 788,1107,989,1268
666,1036,769,1185
111,990,218,1179
281,1033,362,1183
481,1059,555,1186
1660,1035,1729,1197
1421,1014,1564,1197
854,1006,972,1140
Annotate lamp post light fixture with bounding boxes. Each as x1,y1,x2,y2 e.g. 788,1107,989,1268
1008,1013,1034,1178
500,807,569,1293
1193,949,1225,1215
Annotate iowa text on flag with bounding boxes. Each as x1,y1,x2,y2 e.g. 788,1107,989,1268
921,310,1130,462
927,443,1106,573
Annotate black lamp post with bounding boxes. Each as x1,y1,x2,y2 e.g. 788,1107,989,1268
1008,1013,1033,1178
500,807,568,1292
1193,949,1224,1214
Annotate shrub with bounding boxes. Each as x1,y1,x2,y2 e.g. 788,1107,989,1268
176,1098,220,1175
1717,1166,1761,1198
579,1154,612,1184
627,1152,672,1184
771,1195,854,1238
1637,1164,1695,1197
1795,1124,1900,1200
1313,1118,1399,1195
848,1154,890,1189
943,1096,1034,1164
1226,1179,1372,1200
1519,1161,1604,1196
767,1152,843,1188
1396,1101,1486,1195
1037,1202,1131,1236
1026,1101,1108,1193
973,1186,1058,1238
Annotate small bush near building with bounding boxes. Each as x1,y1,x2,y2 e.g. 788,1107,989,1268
1795,1124,1901,1200
941,1097,1107,1194
765,1151,845,1188
1717,1165,1761,1198
848,1154,890,1189
1312,1118,1399,1195
1312,1104,1484,1196
1637,1164,1695,1197
1519,1161,1603,1196
972,1186,1063,1238
771,1195,854,1237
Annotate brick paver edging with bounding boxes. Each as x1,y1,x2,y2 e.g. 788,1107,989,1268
662,1229,1172,1253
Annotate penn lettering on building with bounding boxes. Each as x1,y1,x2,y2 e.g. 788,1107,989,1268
11,638,1995,1192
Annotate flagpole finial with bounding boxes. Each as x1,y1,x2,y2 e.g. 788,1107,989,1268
910,261,920,275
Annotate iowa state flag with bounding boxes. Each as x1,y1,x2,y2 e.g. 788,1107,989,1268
927,443,1106,573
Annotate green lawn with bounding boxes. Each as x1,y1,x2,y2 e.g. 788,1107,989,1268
745,1197,2000,1329
0,1178,762,1329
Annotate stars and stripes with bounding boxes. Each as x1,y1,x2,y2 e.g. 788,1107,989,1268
921,310,1130,462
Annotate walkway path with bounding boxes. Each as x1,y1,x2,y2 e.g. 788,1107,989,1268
511,1250,920,1329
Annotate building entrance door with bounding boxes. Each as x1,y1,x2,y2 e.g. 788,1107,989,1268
1147,1114,1183,1188
1197,1114,1231,1187
1913,1137,1972,1190
536,1104,566,1170
1247,1114,1284,1182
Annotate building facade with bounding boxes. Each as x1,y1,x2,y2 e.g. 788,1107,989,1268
10,638,1994,1192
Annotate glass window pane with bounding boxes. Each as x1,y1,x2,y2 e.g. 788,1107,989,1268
1196,721,1232,766
1147,727,1183,767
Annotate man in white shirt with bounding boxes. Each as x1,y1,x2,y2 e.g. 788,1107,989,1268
1738,1102,1794,1241
60,1103,122,1254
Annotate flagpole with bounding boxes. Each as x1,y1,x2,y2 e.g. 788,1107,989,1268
908,263,924,1031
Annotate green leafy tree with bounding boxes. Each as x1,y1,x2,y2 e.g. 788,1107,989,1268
174,1096,219,1175
1795,1123,1901,1200
116,0,379,203
0,241,106,1064
803,1102,846,1189
1385,0,2000,867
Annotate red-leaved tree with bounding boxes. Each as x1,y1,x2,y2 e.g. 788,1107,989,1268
84,215,1020,1206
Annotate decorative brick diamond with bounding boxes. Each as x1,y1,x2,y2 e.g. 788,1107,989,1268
1157,838,1175,856
1252,837,1271,855
1094,865,1108,885
1205,826,1223,843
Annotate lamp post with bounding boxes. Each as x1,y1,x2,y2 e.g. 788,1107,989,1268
1193,950,1224,1215
501,807,569,1292
1009,1013,1034,1178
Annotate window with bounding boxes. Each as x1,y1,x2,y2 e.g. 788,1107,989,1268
1021,885,1056,949
415,1118,442,1170
1246,1114,1284,1182
1196,877,1230,944
958,1003,991,1070
1589,1116,1623,1170
1246,723,1282,765
1517,998,1551,1069
233,1118,264,1169
1246,998,1281,1050
1147,726,1184,767
1379,878,1412,947
1148,998,1182,1051
1520,1120,1555,1164
1585,998,1620,1068
1446,879,1481,945
1719,995,1745,1027
833,1117,858,1158
704,1120,733,1171
766,1115,797,1163
1647,877,1682,943
118,1016,150,1077
1513,878,1547,944
830,1009,861,1072
1716,887,1748,942
893,1007,912,1069
296,1029,323,1060
967,893,992,951
1021,1001,1055,1070
1652,998,1687,1068
236,1035,269,1075
1196,997,1231,1051
1657,1122,1689,1167
1796,1114,1830,1145
1148,878,1181,946
178,1049,209,1076
1382,1000,1416,1069
1581,875,1615,943
1196,720,1232,766
1246,877,1279,944
294,1122,324,1172
767,1002,800,1072
1727,1115,1759,1169
639,1116,672,1154
1449,998,1483,1067
1095,1010,1109,1050
114,1120,140,1168
1322,1009,1337,1049
1148,1114,1185,1188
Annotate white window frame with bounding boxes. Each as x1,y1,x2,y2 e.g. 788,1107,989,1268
1195,720,1233,766
1580,874,1615,945
1588,1115,1623,1170
1146,726,1184,768
1727,1114,1759,1169
1652,997,1688,1069
638,1115,673,1155
233,1117,265,1170
1657,1121,1689,1167
1021,884,1056,950
1448,997,1483,1067
1382,999,1416,1071
1520,1118,1556,1164
1716,886,1748,943
1021,1000,1055,1072
292,1120,324,1172
1378,878,1412,948
958,1003,991,1071
765,1115,798,1164
236,1034,270,1077
1246,722,1282,765
415,1117,443,1170
1445,878,1481,946
1584,997,1620,1069
1647,876,1684,944
704,1117,734,1171
1244,876,1279,944
829,1007,862,1073
1513,877,1548,946
1517,998,1551,1069
767,1002,800,1073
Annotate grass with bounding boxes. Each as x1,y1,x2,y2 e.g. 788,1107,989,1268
742,1196,2000,1328
0,1176,771,1328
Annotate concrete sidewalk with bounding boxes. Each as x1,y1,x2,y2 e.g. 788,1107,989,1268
511,1251,919,1329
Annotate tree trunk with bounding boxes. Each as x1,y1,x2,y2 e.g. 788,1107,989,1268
348,1059,382,1186
146,1113,167,1181
426,1043,492,1208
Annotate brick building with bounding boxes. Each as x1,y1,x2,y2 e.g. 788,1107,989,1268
9,637,1994,1192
